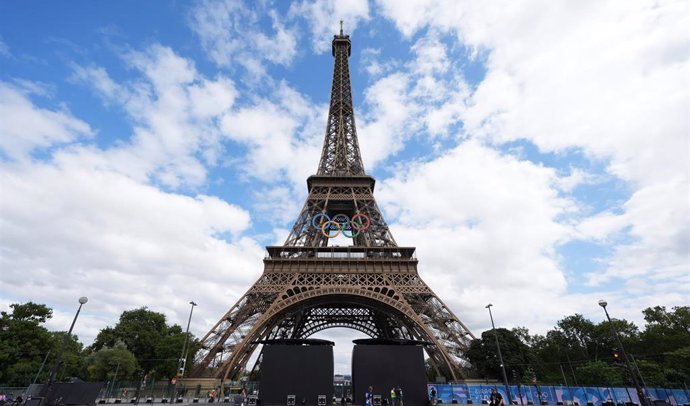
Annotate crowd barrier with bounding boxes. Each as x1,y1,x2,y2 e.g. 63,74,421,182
426,384,690,406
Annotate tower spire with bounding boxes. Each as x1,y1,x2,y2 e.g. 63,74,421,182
282,31,396,248
316,26,365,176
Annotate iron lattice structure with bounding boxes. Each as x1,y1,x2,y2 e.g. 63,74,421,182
192,30,474,382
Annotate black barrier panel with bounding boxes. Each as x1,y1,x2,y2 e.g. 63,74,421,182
260,344,334,406
54,382,105,405
28,382,104,405
352,344,427,406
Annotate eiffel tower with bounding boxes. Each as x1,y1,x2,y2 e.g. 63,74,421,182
192,27,474,381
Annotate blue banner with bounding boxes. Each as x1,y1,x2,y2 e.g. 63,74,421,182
427,384,690,406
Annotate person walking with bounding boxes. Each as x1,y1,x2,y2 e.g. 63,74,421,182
394,386,403,406
490,389,505,406
430,387,437,406
366,387,373,406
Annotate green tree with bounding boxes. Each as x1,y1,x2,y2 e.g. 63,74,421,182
635,359,666,386
575,361,625,386
87,341,139,381
48,331,86,381
154,324,200,378
557,314,597,358
465,328,533,381
502,313,643,386
640,306,690,357
463,308,684,387
530,330,573,384
0,303,56,385
91,308,166,372
662,346,690,385
91,307,198,376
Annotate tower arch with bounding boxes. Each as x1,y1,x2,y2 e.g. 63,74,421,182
212,290,461,382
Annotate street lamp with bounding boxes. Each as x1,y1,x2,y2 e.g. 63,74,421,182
598,299,646,406
42,297,88,401
171,301,197,403
178,301,198,377
486,304,513,404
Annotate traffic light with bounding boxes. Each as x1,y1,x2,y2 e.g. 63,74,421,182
612,349,621,364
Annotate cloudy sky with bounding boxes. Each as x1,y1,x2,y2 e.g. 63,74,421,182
1,0,688,374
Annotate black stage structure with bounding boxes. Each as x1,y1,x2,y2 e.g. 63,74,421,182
257,339,334,406
352,339,428,406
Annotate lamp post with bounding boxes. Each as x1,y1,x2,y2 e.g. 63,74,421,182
598,300,646,406
171,301,197,403
42,297,88,401
178,301,197,377
486,304,512,404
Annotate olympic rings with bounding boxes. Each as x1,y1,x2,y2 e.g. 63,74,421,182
351,213,370,231
309,213,371,239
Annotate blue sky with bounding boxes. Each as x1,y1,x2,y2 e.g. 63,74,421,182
1,0,688,373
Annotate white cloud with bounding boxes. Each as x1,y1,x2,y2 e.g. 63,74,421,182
407,33,469,138
71,45,237,188
253,10,299,66
584,176,689,288
220,81,325,187
378,140,577,332
358,72,419,168
556,167,600,193
73,42,328,232
377,0,690,324
0,44,263,344
374,139,681,332
253,186,303,225
360,48,394,78
0,81,93,160
357,34,470,168
189,0,298,75
376,0,689,177
576,211,628,242
377,0,689,183
70,66,120,101
289,0,370,53
0,159,263,343
410,32,449,76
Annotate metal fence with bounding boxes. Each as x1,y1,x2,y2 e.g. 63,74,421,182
98,381,222,401
3,383,689,406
